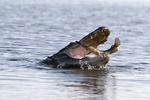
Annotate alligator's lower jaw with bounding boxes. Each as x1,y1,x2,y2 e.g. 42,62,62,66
41,53,109,70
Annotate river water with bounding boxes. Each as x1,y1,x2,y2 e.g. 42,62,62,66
0,0,150,100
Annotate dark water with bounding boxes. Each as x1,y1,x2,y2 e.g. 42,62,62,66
0,0,150,100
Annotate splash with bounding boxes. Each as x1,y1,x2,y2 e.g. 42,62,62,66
79,60,108,71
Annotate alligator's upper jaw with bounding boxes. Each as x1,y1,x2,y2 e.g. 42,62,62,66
70,27,110,59
79,26,110,48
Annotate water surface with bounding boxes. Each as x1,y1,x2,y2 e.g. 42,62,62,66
0,0,150,100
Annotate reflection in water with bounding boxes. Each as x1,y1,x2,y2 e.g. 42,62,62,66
59,69,117,100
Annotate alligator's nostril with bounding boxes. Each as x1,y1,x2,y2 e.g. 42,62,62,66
98,27,110,36
104,28,110,36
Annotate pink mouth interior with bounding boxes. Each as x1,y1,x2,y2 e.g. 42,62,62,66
69,46,90,59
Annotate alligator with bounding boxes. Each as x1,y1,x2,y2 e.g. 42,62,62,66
42,27,120,70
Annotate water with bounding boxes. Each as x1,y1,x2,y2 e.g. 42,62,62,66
0,0,150,100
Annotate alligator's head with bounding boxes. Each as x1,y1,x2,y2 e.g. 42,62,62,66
68,26,111,59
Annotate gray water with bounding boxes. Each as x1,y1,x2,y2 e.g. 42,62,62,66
0,0,150,100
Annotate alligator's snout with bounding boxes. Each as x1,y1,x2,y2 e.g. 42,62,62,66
95,26,110,36
97,27,110,44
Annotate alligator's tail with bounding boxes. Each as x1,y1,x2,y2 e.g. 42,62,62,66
104,38,120,55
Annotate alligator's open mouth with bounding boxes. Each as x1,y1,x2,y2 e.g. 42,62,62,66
42,26,119,69
69,27,110,59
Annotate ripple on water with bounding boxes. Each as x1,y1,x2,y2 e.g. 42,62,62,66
0,1,150,100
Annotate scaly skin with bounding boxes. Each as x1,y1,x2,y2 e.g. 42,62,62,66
42,27,120,70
